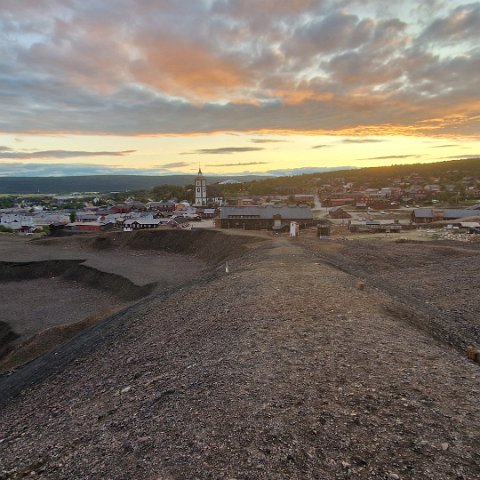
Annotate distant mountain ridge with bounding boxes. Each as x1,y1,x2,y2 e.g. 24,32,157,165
0,174,270,194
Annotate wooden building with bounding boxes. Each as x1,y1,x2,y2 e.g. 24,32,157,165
219,205,314,230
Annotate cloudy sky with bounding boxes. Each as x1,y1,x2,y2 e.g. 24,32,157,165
1,0,479,176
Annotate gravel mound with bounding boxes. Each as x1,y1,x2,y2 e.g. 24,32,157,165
87,229,266,264
0,260,156,301
302,238,480,353
1,236,479,479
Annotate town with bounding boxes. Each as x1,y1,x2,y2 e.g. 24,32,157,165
1,160,480,238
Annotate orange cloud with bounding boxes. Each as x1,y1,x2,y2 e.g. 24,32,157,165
131,36,250,100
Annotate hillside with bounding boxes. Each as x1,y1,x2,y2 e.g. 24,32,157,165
0,174,269,194
1,232,479,479
220,157,480,195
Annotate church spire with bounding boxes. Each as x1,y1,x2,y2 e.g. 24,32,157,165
194,165,207,207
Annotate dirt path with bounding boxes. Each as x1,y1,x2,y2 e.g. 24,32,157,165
1,236,479,479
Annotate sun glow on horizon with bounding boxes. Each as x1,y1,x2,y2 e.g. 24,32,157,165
0,1,479,177
1,131,479,177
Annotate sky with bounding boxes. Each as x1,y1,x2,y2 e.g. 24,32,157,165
0,0,479,177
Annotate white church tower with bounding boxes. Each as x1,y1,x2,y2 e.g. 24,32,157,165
194,167,207,207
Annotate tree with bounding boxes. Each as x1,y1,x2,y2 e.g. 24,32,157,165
69,210,77,223
287,194,296,205
151,184,185,201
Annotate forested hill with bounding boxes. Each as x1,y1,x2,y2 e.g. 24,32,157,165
1,158,479,195
0,174,268,194
219,158,480,195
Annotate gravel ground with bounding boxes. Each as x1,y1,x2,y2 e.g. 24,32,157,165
0,235,479,479
0,235,206,286
0,278,121,339
0,233,208,372
301,237,480,353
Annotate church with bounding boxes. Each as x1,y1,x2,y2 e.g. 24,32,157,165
194,167,207,207
193,168,224,207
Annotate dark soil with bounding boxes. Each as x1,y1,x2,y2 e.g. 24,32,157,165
87,228,264,264
0,260,156,301
0,322,18,359
301,238,480,354
0,231,221,372
0,234,479,479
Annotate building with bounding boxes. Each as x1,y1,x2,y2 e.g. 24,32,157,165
194,168,207,207
219,205,314,230
123,218,162,230
206,185,224,206
66,221,106,232
412,208,480,224
146,200,176,212
328,207,352,219
349,220,402,233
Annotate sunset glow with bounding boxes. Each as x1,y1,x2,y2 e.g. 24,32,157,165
1,1,479,176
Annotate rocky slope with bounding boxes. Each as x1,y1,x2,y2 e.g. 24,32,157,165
0,235,479,479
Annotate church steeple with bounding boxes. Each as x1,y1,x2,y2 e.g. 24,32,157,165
194,166,207,207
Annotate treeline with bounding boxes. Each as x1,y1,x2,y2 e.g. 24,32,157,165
218,158,480,196
0,174,268,195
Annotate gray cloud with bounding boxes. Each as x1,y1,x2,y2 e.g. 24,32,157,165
441,154,480,159
357,154,422,161
0,1,477,138
342,138,385,144
432,144,459,148
312,144,334,149
421,3,480,43
0,149,135,160
206,161,268,167
266,166,357,176
0,162,167,177
182,147,264,155
251,139,288,144
156,161,190,169
286,12,374,58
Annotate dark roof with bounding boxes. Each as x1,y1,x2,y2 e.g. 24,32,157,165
124,218,161,225
443,209,480,219
220,205,313,220
413,208,480,219
466,203,480,210
413,208,433,218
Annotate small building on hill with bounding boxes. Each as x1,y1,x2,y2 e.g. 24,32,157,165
219,205,314,230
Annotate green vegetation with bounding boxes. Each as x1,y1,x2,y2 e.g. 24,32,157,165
0,174,268,194
149,184,194,203
0,225,14,233
219,158,480,196
0,158,478,202
0,197,15,208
